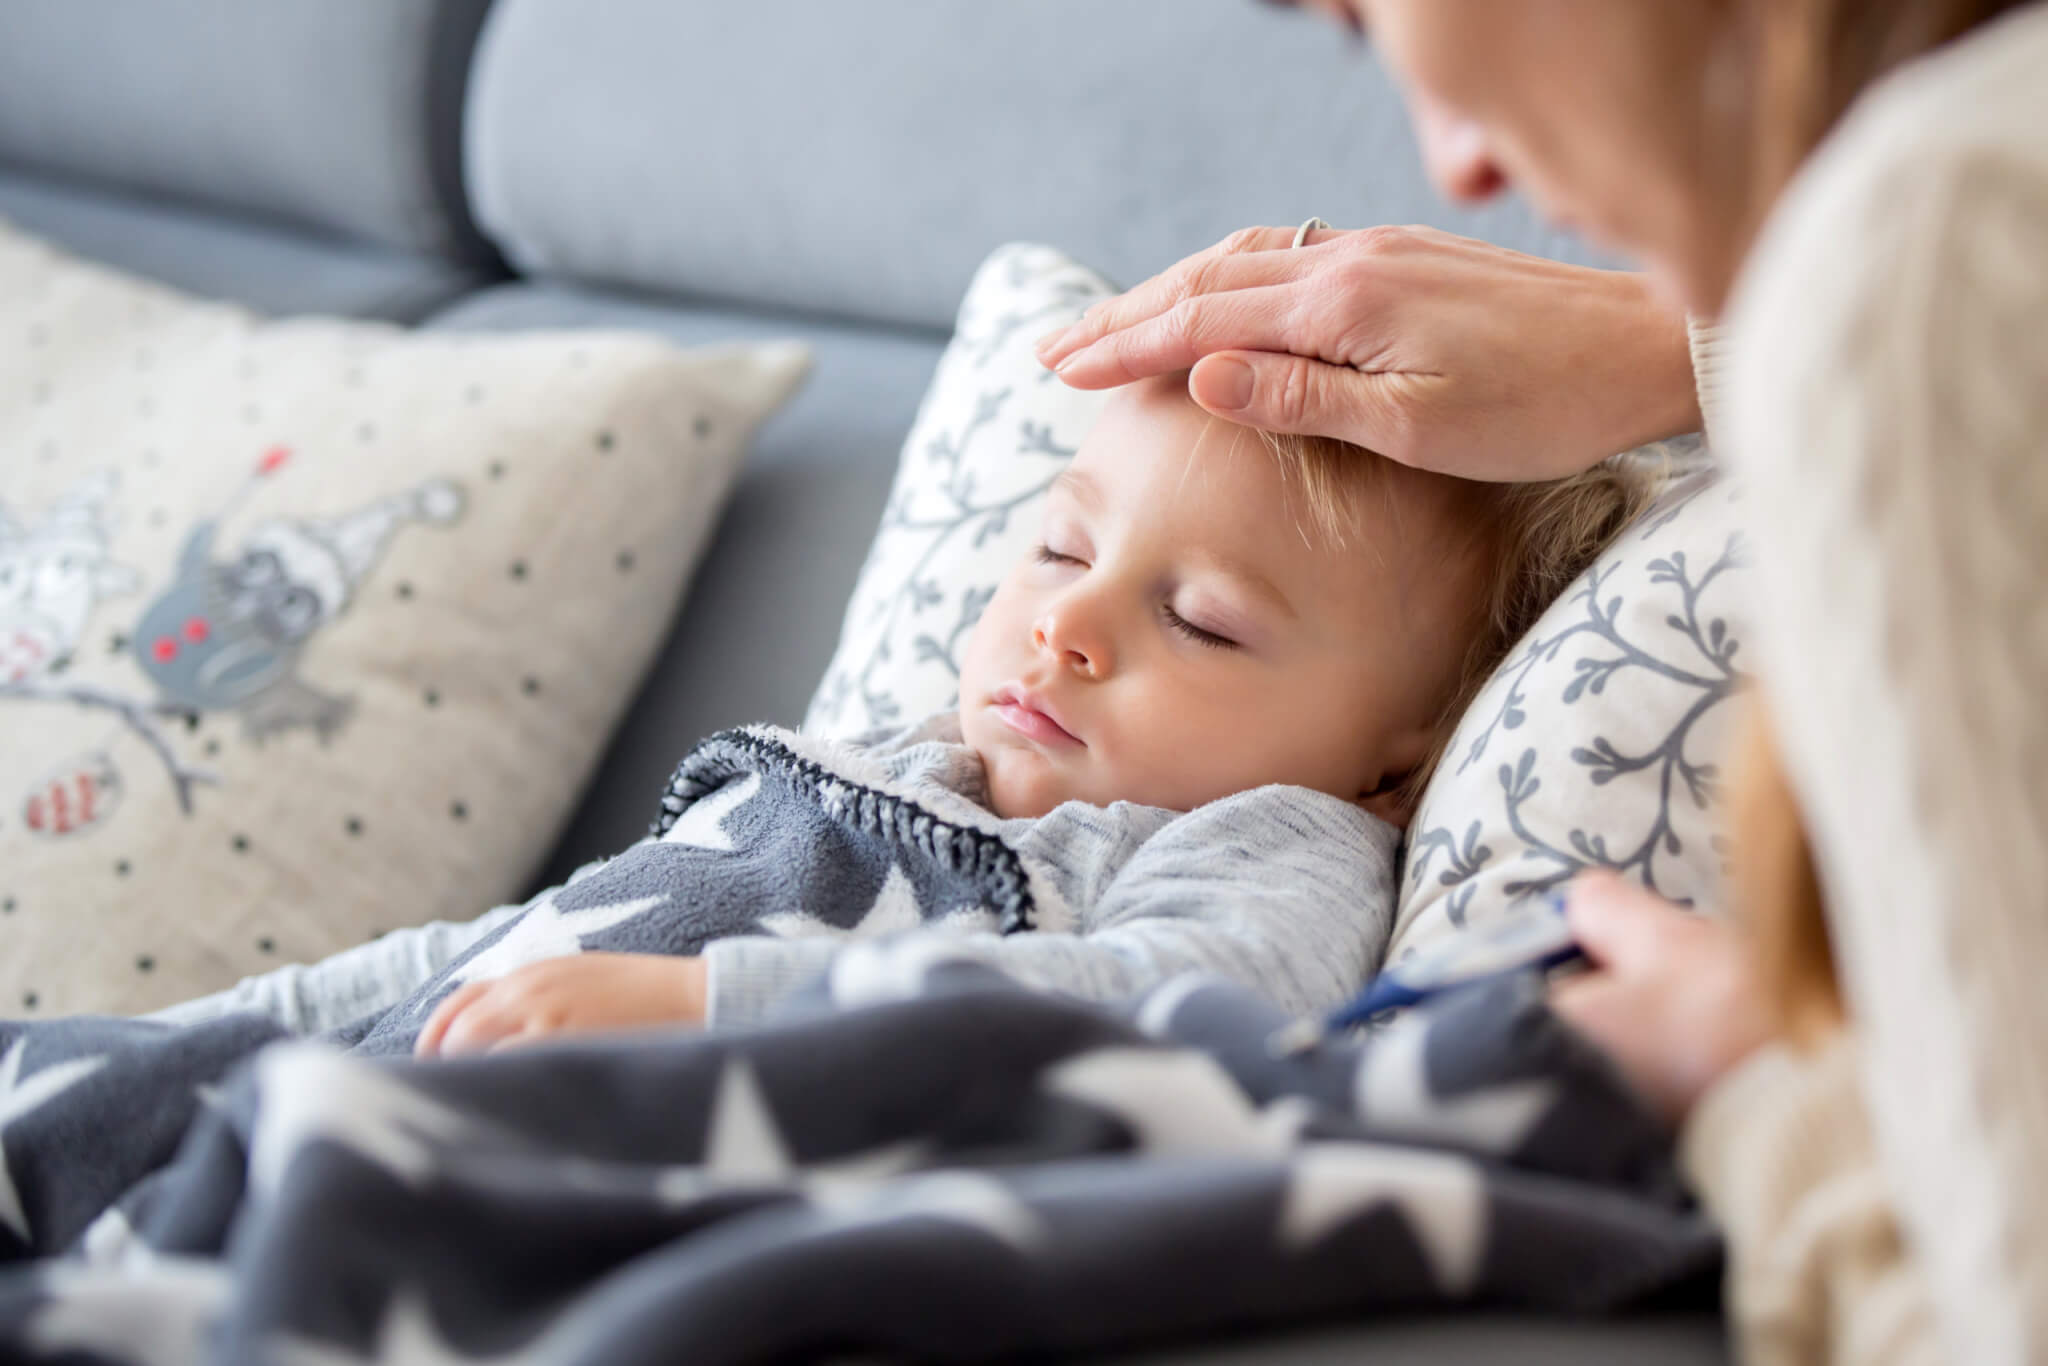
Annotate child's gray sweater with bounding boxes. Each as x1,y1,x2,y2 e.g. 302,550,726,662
152,713,1400,1034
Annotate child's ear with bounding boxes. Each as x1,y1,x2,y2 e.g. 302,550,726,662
1354,725,1437,829
1355,775,1419,829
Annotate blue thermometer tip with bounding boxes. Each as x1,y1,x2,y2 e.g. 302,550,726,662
1266,889,1583,1057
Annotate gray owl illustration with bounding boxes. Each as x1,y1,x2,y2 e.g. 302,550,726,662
132,477,464,742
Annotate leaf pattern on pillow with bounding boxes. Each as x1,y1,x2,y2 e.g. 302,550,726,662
1396,466,1750,955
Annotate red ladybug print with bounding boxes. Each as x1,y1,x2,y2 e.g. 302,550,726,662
22,751,125,837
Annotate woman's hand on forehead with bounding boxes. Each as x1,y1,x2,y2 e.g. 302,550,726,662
1036,224,1698,482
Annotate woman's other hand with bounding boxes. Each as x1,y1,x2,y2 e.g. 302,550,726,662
414,953,708,1058
1550,871,1775,1126
1035,225,1700,481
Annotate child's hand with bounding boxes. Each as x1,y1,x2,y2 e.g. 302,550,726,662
414,953,708,1058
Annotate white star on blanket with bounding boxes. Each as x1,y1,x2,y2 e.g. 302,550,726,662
657,770,761,852
247,1045,483,1197
1042,1046,1311,1156
754,860,925,940
1351,1010,1556,1153
25,1254,231,1366
651,1057,927,1206
269,1289,565,1366
811,1171,1047,1255
0,1037,107,1243
1278,1143,1487,1295
441,891,668,993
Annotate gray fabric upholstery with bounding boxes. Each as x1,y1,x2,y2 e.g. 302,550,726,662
464,0,1617,332
423,283,946,888
0,171,494,322
1071,1313,1727,1366
0,0,495,261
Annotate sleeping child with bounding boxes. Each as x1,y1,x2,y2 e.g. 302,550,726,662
149,372,1647,1057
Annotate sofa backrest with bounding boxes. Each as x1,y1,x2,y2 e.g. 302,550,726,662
464,0,1615,332
0,0,496,264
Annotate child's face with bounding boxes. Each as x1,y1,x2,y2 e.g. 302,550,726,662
959,376,1478,821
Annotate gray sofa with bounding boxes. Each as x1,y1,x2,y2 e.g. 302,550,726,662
0,1,1726,1360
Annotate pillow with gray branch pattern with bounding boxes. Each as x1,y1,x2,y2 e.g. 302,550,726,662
1392,463,1747,959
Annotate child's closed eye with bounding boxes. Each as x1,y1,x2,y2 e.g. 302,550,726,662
1162,603,1238,650
1035,543,1088,568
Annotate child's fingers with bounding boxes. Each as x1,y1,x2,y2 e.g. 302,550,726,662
485,1027,546,1055
415,981,491,1058
438,997,529,1058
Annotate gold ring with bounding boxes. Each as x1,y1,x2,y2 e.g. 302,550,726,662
1291,217,1330,248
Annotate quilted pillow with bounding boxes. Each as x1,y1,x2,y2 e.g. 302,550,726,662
0,220,808,1014
803,244,1116,736
1393,463,1747,957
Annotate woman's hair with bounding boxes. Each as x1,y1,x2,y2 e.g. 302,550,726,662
1729,700,1845,1044
1255,430,1653,813
1743,0,2037,211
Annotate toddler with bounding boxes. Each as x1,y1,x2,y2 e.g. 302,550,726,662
154,374,1645,1056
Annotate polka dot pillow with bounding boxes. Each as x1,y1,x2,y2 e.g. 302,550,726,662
0,220,808,1014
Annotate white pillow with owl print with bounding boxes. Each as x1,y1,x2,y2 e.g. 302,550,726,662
0,219,808,1015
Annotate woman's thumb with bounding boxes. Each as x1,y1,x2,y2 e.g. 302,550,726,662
1188,350,1374,441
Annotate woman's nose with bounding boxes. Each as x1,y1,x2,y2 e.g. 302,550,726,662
1032,608,1109,679
1416,103,1506,204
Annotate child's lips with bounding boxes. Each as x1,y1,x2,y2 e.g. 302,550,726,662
992,687,1084,747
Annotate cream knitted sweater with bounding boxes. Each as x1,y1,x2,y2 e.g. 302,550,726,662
1679,5,2048,1365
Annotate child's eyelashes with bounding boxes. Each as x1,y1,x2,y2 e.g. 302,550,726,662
1034,543,1087,568
1162,604,1238,651
1032,544,1239,651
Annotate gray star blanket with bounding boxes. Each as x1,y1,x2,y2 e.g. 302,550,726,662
0,726,1721,1363
340,724,1050,1056
0,964,1719,1364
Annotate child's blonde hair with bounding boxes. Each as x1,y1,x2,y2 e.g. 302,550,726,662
1255,430,1654,812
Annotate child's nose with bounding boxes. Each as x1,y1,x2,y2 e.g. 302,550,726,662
1032,610,1109,679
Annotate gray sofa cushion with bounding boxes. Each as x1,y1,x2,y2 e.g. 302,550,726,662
0,0,495,262
0,171,492,322
423,283,946,888
464,0,1612,332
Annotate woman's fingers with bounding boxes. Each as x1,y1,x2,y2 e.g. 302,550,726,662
1561,870,1678,969
1036,226,1330,368
1547,873,1777,1125
1038,223,1699,483
414,981,490,1058
1047,284,1309,389
1185,349,1411,450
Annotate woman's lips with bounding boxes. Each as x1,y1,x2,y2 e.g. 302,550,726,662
992,688,1083,747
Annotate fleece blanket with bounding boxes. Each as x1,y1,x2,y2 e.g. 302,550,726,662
0,728,1720,1364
